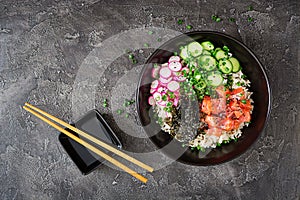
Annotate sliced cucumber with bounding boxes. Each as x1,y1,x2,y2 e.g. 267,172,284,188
218,60,233,74
202,49,211,55
207,72,223,86
228,57,241,72
194,80,206,90
201,41,214,51
198,55,217,71
187,42,203,57
215,50,228,60
180,46,189,60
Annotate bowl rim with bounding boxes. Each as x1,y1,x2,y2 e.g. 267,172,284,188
136,30,272,165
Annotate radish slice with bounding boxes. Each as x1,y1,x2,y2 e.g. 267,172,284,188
167,81,180,92
150,88,156,94
151,67,160,78
148,96,155,106
159,67,172,78
168,61,182,72
151,80,159,89
157,86,167,93
168,56,180,62
173,98,179,107
158,100,167,106
159,76,172,84
161,63,168,67
174,75,186,82
153,92,162,102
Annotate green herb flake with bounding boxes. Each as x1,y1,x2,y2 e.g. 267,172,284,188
241,99,247,104
117,109,123,114
144,43,150,47
247,17,253,22
177,19,183,25
173,51,178,56
128,54,134,59
148,30,154,35
229,17,235,22
186,25,193,30
125,113,129,118
212,15,221,22
248,5,253,11
157,38,162,42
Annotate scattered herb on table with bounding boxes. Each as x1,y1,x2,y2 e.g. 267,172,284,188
212,15,221,22
186,25,193,30
247,17,253,22
229,17,235,22
177,19,183,25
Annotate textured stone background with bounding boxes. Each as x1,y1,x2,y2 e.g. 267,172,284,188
0,0,299,199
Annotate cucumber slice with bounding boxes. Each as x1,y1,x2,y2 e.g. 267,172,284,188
198,55,217,71
201,41,214,51
202,49,211,55
228,57,241,72
180,46,188,60
218,60,233,74
187,42,203,57
215,50,228,60
207,72,223,86
194,80,206,90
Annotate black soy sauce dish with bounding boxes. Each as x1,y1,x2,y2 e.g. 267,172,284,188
59,109,122,175
136,31,271,165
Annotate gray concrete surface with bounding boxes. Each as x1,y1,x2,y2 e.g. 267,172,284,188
0,0,299,199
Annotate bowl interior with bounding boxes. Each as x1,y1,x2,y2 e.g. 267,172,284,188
136,31,270,165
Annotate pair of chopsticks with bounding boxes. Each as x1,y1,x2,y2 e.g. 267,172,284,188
23,103,153,183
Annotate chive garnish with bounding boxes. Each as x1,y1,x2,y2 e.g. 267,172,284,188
247,17,253,22
177,19,183,25
186,25,193,30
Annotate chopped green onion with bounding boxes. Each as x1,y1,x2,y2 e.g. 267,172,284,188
212,15,221,22
248,5,253,11
241,99,247,104
223,45,230,52
148,30,154,35
247,17,253,22
128,54,134,59
177,19,183,25
157,38,162,42
117,109,123,114
229,17,235,22
186,25,193,30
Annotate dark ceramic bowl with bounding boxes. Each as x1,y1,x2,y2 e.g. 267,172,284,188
136,31,271,165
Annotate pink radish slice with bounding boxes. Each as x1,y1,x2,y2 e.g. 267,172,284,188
168,61,182,72
157,86,167,93
174,75,186,82
148,96,155,106
167,81,180,92
159,67,172,78
150,88,156,94
173,98,179,107
153,92,162,102
151,67,160,78
161,63,168,67
159,76,172,84
151,80,159,89
158,100,167,106
168,56,180,62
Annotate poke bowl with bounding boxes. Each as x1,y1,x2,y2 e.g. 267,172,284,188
136,31,271,165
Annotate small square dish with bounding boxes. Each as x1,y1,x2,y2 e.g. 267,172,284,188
58,109,122,175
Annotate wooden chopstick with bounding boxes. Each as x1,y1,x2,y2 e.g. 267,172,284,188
25,103,153,173
23,105,149,183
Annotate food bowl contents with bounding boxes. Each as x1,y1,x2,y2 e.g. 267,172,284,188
148,40,253,150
